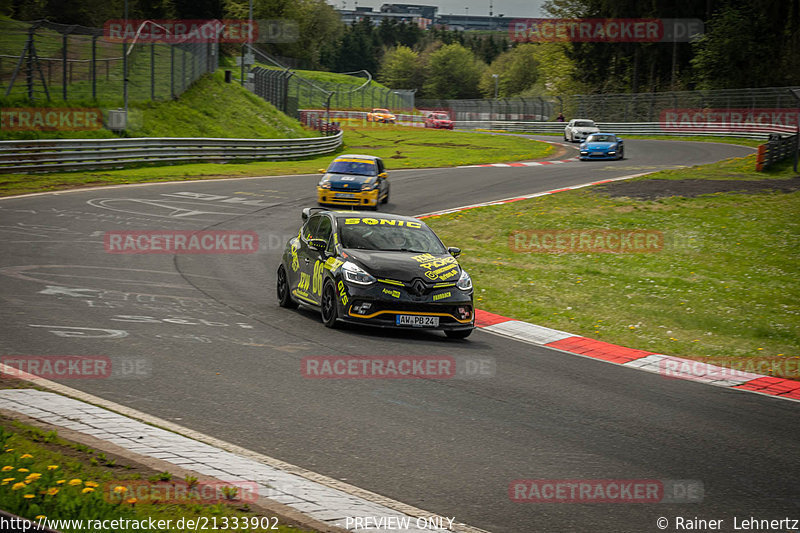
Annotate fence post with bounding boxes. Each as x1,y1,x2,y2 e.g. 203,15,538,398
150,44,155,100
62,32,68,101
170,45,175,98
91,35,97,100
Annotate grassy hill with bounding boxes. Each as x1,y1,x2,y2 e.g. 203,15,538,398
0,71,313,140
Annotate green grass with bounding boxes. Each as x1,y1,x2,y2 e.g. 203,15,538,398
426,155,800,373
0,416,312,532
0,125,553,196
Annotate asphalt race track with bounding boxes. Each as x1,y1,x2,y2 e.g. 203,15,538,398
2,137,798,533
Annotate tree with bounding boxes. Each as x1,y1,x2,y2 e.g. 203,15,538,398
422,43,485,99
478,44,539,97
378,45,423,89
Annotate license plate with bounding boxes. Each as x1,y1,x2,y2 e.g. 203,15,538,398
591,152,604,156
337,193,355,198
396,315,439,327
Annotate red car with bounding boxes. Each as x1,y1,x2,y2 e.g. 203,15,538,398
424,113,454,129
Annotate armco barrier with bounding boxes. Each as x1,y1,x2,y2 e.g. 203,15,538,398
0,132,343,173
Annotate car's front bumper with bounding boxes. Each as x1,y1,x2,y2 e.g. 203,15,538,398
579,151,619,160
318,188,379,207
339,281,474,331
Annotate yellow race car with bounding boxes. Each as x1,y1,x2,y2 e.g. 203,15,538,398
317,155,390,210
366,108,397,123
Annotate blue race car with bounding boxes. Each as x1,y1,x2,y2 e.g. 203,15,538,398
579,133,625,160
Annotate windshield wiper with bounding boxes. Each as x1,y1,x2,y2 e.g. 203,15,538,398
381,248,429,253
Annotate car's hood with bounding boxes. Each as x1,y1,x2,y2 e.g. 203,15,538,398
343,250,461,283
572,127,600,132
583,141,617,149
325,173,373,188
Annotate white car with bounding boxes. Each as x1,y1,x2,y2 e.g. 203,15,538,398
564,119,600,142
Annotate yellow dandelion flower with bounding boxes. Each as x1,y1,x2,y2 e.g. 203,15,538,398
35,515,45,520
1,466,13,472
12,482,26,490
47,465,59,471
23,494,35,499
81,487,95,494
5,449,13,453
25,473,41,480
85,481,99,488
20,454,33,459
46,487,59,496
113,485,128,494
68,479,82,486
17,468,29,473
56,480,66,485
126,497,138,504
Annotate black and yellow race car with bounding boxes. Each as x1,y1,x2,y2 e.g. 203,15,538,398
277,208,475,339
317,154,390,210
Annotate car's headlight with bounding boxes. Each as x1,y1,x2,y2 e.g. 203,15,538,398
456,269,472,291
361,181,377,191
319,178,331,189
609,144,617,150
342,261,376,285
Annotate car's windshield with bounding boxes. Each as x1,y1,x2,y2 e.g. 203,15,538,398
327,159,376,176
374,109,390,114
587,134,615,142
432,114,449,119
575,120,596,127
339,220,447,253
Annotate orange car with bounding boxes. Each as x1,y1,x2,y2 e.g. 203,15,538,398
366,108,396,123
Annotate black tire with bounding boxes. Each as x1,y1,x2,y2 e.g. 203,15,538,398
381,184,390,204
277,265,297,309
320,281,340,328
619,148,625,160
445,329,473,339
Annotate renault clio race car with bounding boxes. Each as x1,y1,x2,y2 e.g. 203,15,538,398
579,133,625,160
317,155,390,210
277,209,475,338
424,112,454,129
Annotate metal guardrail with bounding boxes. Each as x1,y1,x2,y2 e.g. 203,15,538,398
756,133,799,171
0,132,343,173
457,121,795,139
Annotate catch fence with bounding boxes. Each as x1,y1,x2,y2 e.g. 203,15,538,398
0,19,218,103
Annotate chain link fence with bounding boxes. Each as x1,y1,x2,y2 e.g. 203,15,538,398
562,87,800,123
245,47,415,121
416,97,557,121
0,19,218,103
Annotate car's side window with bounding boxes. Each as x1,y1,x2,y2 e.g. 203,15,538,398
302,216,321,243
315,216,332,244
376,159,384,174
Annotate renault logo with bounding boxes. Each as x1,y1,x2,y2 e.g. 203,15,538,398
410,279,426,296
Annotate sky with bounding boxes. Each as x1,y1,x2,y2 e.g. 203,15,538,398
329,0,547,18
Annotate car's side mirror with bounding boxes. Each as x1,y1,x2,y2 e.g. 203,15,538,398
378,172,387,179
318,168,326,173
617,138,623,143
448,247,461,257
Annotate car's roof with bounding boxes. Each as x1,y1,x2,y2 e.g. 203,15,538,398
332,154,382,161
